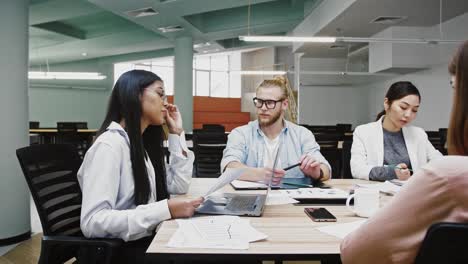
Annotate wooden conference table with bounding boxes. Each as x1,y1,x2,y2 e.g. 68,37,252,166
146,178,378,263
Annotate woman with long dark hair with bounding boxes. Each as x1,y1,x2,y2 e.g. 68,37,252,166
77,70,202,261
350,81,442,181
341,41,468,264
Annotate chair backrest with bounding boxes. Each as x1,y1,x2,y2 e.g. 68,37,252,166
336,123,352,133
439,128,448,155
339,139,352,179
202,124,225,133
29,121,40,129
192,131,227,177
57,122,88,132
415,222,468,264
16,144,83,237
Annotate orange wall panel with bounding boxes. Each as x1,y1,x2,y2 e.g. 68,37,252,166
193,112,250,124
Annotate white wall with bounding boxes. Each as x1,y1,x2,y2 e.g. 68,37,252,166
363,64,454,131
298,85,368,128
29,59,112,128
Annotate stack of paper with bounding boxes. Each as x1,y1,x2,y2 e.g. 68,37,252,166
316,220,367,239
279,188,349,199
167,215,267,250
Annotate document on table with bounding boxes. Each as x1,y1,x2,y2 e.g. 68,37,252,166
316,220,367,239
279,188,349,199
204,168,246,198
356,180,402,195
266,192,299,205
167,215,268,250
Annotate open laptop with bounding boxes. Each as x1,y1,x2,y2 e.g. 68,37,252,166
195,141,282,217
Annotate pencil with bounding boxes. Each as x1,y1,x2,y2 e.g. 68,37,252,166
283,162,301,171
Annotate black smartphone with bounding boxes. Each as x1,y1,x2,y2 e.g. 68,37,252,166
304,207,337,222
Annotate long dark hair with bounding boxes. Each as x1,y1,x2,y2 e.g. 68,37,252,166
143,125,169,200
376,81,421,121
448,41,468,155
97,70,165,205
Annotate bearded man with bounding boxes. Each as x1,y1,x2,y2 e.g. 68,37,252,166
221,77,331,184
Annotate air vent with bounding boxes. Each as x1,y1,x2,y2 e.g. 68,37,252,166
371,16,407,25
125,7,159,18
157,25,184,33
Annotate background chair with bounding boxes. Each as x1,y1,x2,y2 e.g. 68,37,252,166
202,124,226,133
414,222,468,264
16,144,122,264
340,139,353,179
192,130,227,178
315,132,343,177
438,128,448,155
56,122,90,159
29,121,40,129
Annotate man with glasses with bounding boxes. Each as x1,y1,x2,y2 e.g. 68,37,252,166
221,77,331,185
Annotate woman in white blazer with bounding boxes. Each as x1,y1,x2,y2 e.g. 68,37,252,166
351,81,442,181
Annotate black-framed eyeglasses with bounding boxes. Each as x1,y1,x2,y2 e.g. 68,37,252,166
253,97,284,109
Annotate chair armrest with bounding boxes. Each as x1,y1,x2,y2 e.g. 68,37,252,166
42,235,123,248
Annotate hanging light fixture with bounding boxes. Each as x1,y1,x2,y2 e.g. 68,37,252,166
28,71,107,80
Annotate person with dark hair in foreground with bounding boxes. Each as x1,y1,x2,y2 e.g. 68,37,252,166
77,70,202,263
340,41,468,264
350,81,442,181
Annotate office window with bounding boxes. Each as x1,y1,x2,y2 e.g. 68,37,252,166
114,52,241,98
193,53,241,98
114,57,174,95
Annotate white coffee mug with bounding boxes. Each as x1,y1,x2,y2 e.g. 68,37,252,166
346,188,380,218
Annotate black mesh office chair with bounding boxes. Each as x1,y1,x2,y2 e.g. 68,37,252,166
202,124,226,133
192,131,227,178
340,140,353,179
16,144,122,264
315,133,343,177
414,222,468,264
56,122,90,159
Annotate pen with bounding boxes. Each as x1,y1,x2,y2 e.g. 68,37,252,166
283,162,301,171
281,181,314,188
385,164,413,172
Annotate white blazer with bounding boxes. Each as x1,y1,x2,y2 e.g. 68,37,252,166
350,116,443,180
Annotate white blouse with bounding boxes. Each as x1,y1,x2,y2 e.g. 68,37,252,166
77,122,194,241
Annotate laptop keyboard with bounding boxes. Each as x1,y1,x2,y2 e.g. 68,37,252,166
225,196,258,212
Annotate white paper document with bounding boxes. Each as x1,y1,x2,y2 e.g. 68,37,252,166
230,180,268,189
167,215,268,250
279,188,349,199
204,168,246,198
317,220,367,239
266,192,299,205
357,181,402,195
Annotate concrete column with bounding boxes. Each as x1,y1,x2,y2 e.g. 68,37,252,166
0,0,31,245
174,37,193,132
294,53,303,123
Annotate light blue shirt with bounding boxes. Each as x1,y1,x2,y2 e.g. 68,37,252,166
221,120,331,178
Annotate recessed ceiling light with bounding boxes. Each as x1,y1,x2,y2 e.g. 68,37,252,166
81,52,88,56
193,42,211,49
125,7,159,18
157,25,184,33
